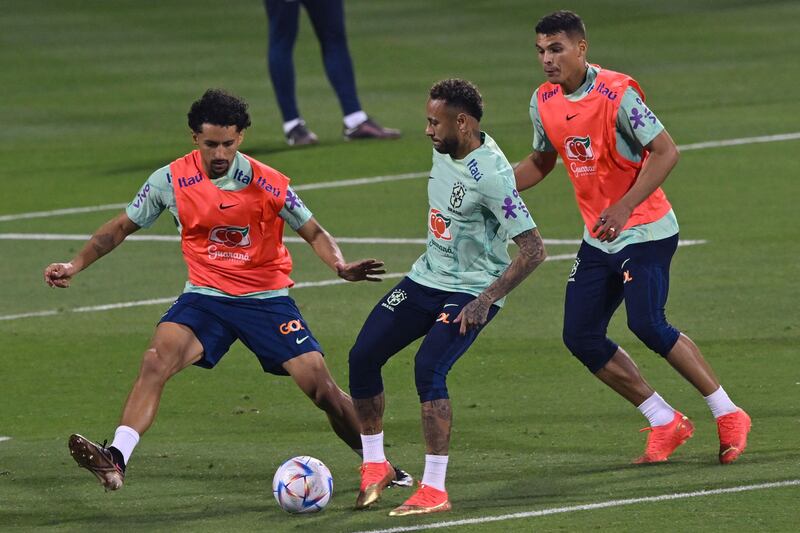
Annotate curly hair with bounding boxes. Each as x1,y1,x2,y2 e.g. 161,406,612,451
429,78,483,122
187,89,252,133
535,10,586,39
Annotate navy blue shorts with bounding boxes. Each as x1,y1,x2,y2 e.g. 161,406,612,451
159,293,323,375
348,277,500,402
562,234,681,373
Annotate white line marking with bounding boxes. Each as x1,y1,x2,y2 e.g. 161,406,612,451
0,436,11,443
0,233,584,246
0,203,128,222
0,234,708,248
353,479,800,533
0,273,401,322
1,132,798,223
677,132,800,151
292,171,427,191
0,242,706,322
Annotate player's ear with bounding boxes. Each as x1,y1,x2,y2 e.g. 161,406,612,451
191,130,199,145
457,112,468,132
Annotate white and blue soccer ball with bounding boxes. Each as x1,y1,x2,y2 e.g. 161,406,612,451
272,456,333,513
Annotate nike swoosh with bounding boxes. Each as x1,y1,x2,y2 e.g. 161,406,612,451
566,113,579,120
295,335,309,344
443,303,459,308
428,176,435,180
219,203,238,210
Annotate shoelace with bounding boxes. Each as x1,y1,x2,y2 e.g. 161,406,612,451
717,415,745,432
638,425,677,452
406,483,444,506
360,462,389,485
99,439,124,472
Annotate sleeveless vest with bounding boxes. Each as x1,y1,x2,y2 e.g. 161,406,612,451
537,66,671,231
170,150,293,295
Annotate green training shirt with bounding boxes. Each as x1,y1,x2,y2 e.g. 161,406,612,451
408,132,536,307
125,151,313,298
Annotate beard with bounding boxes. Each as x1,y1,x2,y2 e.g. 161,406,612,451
433,135,459,157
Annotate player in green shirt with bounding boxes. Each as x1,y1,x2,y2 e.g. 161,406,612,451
348,79,547,516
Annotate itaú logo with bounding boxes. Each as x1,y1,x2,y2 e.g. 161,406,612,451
209,225,251,247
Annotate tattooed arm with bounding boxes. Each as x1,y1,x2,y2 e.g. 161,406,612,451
454,228,546,334
44,211,141,288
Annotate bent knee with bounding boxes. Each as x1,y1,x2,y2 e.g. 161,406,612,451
627,319,679,356
139,347,184,381
562,330,617,373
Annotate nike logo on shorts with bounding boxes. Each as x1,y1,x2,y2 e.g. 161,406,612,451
295,335,309,344
443,303,459,308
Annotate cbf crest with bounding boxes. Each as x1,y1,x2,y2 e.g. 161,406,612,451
450,183,466,209
381,289,407,312
567,257,580,282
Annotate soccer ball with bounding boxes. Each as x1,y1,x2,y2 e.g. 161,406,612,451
272,456,333,513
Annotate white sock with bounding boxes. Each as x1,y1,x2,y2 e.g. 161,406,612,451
421,454,449,492
110,425,140,464
361,432,385,463
282,118,303,134
343,110,368,129
637,392,676,427
704,386,738,418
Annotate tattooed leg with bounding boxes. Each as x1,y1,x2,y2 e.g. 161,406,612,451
354,393,385,435
421,399,452,455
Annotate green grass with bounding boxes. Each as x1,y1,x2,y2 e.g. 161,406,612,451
2,0,799,531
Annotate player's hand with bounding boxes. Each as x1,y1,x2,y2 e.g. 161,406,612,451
335,259,385,282
592,202,633,243
44,262,77,288
453,294,492,335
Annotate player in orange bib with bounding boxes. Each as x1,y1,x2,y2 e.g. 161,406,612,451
44,89,411,491
515,11,751,464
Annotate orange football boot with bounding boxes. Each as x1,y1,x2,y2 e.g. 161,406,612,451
389,483,451,516
634,411,695,463
717,409,751,464
355,460,395,509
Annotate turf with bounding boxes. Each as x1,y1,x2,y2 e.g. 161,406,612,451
1,0,799,531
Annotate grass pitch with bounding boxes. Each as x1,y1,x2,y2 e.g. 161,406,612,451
1,1,799,531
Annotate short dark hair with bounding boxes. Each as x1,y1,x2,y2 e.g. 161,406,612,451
187,89,251,133
535,10,586,40
429,78,483,122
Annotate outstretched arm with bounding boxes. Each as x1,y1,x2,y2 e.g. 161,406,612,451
44,211,141,288
454,228,547,334
592,129,680,242
514,150,557,191
295,217,385,282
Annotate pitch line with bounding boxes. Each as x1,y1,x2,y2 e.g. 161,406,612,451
0,132,798,223
0,233,589,246
0,241,707,322
0,437,11,443
1,254,583,322
0,233,708,248
353,479,800,533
